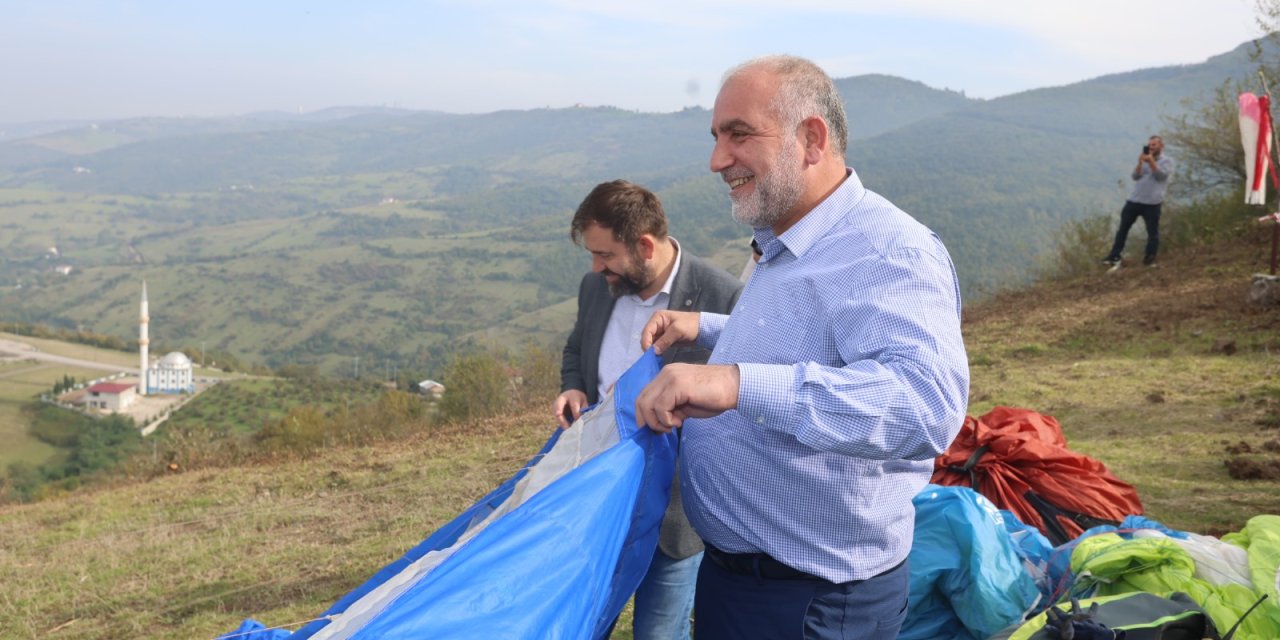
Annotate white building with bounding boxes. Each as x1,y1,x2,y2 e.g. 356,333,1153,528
137,282,194,394
85,382,137,411
149,351,194,394
417,379,446,400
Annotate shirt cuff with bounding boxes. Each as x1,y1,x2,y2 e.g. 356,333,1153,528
735,362,798,434
697,312,729,349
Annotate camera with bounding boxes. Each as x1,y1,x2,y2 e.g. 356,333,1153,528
1142,145,1150,155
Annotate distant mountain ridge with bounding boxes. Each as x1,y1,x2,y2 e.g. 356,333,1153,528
838,73,977,139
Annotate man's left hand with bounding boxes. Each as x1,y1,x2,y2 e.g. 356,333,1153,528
635,363,739,433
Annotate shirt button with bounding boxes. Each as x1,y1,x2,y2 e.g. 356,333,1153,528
756,416,765,424
757,318,765,326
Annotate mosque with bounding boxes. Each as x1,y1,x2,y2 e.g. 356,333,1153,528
138,282,194,394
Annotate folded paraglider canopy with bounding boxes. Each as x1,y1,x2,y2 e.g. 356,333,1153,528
932,407,1144,546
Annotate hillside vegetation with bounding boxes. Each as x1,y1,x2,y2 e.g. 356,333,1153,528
3,206,1280,638
0,39,1268,378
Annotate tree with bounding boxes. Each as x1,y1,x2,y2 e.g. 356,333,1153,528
438,349,513,423
1163,2,1280,200
1162,79,1248,197
4,461,42,502
66,415,142,477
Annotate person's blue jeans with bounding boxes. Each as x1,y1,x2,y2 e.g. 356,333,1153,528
1106,200,1162,265
632,548,701,640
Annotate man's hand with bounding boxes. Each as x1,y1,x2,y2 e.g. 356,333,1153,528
640,310,701,355
635,363,739,433
553,389,589,429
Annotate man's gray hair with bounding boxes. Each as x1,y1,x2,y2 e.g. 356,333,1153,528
723,54,849,157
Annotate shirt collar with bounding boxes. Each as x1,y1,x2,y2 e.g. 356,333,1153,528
753,168,865,261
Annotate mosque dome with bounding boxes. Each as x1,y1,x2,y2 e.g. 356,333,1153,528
157,351,193,370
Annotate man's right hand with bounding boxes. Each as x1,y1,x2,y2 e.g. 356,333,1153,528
640,310,700,355
553,389,589,429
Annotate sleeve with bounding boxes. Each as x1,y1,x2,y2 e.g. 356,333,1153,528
559,276,589,394
1152,156,1173,182
734,245,970,460
696,312,730,350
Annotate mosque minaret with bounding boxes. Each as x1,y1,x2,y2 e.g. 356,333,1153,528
136,281,195,395
139,281,149,395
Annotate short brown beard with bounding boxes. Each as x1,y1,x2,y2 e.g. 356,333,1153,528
607,247,655,298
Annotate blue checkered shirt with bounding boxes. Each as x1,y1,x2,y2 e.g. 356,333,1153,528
681,169,969,583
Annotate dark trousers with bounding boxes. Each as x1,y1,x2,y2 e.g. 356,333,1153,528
1106,200,1162,264
693,549,909,640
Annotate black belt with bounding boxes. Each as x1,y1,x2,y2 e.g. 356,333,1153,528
703,544,905,583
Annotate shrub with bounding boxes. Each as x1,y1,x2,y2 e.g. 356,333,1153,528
256,405,329,452
439,350,513,423
1035,213,1114,281
514,340,561,410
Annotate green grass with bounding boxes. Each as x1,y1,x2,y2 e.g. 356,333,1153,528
0,359,122,468
964,232,1280,534
0,332,137,367
970,352,1280,531
160,377,388,437
0,410,556,639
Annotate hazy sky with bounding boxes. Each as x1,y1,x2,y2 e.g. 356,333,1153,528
0,0,1263,123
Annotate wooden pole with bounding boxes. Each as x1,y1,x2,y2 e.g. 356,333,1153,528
1273,225,1279,276
1259,71,1280,274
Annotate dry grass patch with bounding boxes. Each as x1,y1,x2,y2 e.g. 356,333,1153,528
0,409,555,639
964,238,1280,534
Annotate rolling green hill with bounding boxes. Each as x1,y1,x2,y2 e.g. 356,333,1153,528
0,39,1267,376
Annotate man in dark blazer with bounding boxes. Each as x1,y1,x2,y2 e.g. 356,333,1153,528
554,179,742,640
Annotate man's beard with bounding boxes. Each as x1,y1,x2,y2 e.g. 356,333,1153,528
606,250,655,298
728,139,804,228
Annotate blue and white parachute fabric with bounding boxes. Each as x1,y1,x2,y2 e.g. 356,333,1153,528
900,485,1044,640
230,350,676,640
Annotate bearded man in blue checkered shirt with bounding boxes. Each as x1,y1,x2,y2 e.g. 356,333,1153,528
636,55,970,640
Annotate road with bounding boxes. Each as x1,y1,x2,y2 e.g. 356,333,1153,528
0,339,138,375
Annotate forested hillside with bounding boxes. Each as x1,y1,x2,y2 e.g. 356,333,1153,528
0,39,1265,376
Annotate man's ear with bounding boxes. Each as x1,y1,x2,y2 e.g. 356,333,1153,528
636,234,657,259
800,116,829,165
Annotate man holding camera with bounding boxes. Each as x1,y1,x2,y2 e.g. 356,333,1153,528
1102,135,1174,268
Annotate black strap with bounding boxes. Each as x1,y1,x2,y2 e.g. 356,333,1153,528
944,444,991,487
1023,491,1120,546
1222,593,1269,640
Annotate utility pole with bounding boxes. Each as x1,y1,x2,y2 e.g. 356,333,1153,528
354,356,360,379
200,341,206,367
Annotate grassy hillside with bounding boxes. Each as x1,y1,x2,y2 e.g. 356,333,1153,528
3,218,1280,638
0,411,553,639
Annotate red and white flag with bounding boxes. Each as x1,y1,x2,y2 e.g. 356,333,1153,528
1239,92,1276,205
